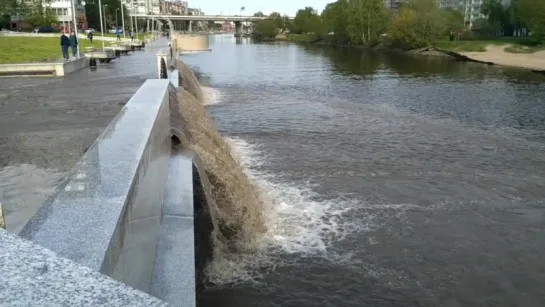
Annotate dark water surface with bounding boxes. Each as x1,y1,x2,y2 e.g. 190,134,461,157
183,35,545,307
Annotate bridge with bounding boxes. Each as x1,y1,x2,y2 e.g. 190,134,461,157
132,14,294,22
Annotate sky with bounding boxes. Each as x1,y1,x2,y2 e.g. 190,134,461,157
189,0,332,17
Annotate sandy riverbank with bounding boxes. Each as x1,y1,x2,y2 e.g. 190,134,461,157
460,45,545,72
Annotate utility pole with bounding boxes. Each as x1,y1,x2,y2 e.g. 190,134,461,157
121,0,126,37
70,0,79,56
98,0,105,48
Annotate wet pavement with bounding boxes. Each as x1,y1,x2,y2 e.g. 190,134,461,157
0,38,169,233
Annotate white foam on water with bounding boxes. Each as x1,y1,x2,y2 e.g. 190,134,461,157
201,86,222,105
225,137,369,260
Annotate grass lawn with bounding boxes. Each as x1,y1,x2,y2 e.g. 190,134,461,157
0,36,129,64
435,37,544,53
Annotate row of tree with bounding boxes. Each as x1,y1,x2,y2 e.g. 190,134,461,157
0,0,129,32
1,0,58,29
253,0,545,49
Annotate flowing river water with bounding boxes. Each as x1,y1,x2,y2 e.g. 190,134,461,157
189,35,545,307
2,35,545,306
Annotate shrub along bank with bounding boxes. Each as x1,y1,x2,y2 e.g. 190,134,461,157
252,0,544,51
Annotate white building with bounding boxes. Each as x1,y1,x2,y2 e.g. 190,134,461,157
48,0,85,24
125,0,160,15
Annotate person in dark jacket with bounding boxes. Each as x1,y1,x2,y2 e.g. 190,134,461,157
69,31,78,58
87,31,93,43
60,31,70,60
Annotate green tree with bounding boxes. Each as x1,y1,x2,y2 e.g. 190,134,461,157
253,19,278,41
253,11,265,17
441,8,464,33
321,0,350,43
293,6,318,34
387,0,445,49
25,0,58,28
517,0,545,38
0,0,21,29
345,0,389,46
86,0,129,31
268,12,285,30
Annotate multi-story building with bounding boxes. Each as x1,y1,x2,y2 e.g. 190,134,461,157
159,1,185,15
48,0,86,28
187,7,203,16
125,0,160,15
159,0,187,15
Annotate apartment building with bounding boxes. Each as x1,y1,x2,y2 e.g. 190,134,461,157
125,0,160,15
187,7,203,16
48,0,85,25
159,1,186,15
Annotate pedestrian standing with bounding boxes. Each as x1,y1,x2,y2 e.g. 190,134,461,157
87,31,93,43
116,28,121,41
60,31,70,60
69,31,78,58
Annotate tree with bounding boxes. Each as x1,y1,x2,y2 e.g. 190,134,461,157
345,0,389,46
0,0,21,29
292,7,325,35
321,0,350,43
25,0,58,28
387,0,445,49
253,11,265,17
268,12,285,30
253,19,278,41
86,0,129,30
517,0,545,38
441,8,464,33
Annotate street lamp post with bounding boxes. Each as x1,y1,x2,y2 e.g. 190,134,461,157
120,1,126,38
135,7,138,38
70,0,79,56
103,4,108,34
98,0,105,48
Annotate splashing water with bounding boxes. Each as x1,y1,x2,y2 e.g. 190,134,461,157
173,60,364,285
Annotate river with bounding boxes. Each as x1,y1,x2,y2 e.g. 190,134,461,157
186,35,545,306
2,34,545,306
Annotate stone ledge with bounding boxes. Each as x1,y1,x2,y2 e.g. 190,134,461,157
0,58,88,77
0,229,168,307
19,79,174,293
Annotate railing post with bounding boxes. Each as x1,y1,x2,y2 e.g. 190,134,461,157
156,50,169,79
0,202,5,230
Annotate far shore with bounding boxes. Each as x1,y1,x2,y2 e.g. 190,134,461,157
278,34,545,74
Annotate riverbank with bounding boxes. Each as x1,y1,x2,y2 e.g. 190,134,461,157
456,44,545,72
282,34,545,73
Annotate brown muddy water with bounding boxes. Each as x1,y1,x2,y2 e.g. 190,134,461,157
2,35,545,306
